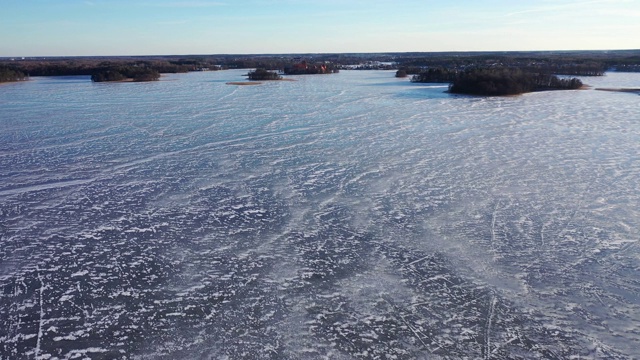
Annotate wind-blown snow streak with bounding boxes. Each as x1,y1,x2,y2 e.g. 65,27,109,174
0,179,95,197
35,268,45,359
485,295,497,360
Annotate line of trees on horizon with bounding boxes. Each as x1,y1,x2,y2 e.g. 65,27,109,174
394,54,613,76
0,59,202,78
1,51,640,83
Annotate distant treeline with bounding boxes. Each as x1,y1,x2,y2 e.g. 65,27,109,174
0,59,217,79
0,66,27,82
1,51,639,82
522,62,604,76
224,57,341,71
403,63,604,80
614,64,640,72
395,54,618,76
446,68,583,96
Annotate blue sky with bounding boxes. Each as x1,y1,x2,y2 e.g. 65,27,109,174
1,0,638,56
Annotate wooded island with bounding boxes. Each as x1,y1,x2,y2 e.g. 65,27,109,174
247,68,282,81
447,68,583,95
408,67,583,95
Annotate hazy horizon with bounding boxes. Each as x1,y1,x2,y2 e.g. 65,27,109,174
5,48,640,60
3,48,640,60
1,0,639,57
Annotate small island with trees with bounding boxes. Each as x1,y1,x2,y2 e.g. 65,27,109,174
447,68,583,96
406,67,583,96
226,68,289,85
227,60,339,85
247,68,282,81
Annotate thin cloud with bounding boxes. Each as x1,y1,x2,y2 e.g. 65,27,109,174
156,1,226,7
156,19,191,25
504,0,632,17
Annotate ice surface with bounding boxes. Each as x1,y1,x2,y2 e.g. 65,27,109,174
1,70,639,359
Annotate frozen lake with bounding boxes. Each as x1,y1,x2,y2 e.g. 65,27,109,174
1,70,639,359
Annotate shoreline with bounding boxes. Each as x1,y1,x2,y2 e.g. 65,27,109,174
446,86,589,97
226,81,263,85
0,79,29,86
595,87,640,94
